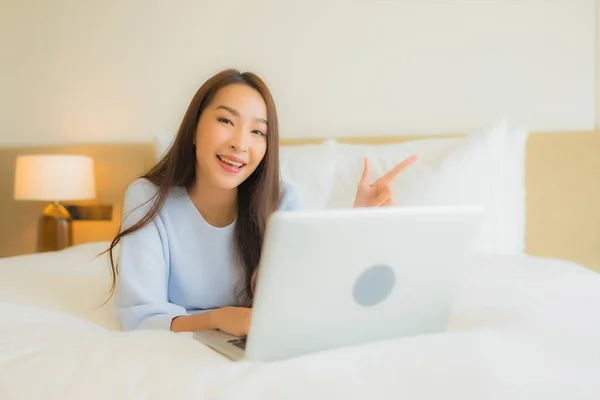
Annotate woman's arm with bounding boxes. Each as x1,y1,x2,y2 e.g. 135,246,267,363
113,179,187,331
171,307,252,336
170,312,216,332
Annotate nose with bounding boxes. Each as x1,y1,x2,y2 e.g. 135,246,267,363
230,127,249,153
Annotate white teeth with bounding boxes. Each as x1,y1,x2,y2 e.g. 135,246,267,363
218,155,244,167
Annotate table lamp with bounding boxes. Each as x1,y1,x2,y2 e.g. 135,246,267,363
14,154,96,252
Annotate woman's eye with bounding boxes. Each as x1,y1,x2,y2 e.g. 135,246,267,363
218,117,232,125
252,130,265,136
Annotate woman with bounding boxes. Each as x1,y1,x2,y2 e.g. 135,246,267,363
107,68,417,337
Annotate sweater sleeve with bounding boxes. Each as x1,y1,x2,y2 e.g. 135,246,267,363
113,179,187,331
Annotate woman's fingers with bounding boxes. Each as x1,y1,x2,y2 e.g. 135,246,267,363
359,157,371,185
382,197,395,207
375,155,418,189
374,186,392,206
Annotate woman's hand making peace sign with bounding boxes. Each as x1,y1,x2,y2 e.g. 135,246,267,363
353,155,419,208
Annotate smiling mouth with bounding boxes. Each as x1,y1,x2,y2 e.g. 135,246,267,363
217,155,246,168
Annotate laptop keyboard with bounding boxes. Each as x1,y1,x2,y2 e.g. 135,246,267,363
228,337,247,350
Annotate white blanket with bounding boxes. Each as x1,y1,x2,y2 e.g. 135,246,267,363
1,243,599,399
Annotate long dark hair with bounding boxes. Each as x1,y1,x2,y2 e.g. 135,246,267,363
104,69,281,306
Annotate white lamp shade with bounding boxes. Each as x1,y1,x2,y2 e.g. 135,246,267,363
14,155,96,201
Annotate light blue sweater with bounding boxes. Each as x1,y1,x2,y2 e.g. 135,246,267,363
113,178,300,331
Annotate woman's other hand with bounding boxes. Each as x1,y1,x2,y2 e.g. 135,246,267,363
353,155,418,208
170,306,251,336
210,306,252,337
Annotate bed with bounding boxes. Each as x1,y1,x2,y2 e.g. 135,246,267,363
1,120,599,399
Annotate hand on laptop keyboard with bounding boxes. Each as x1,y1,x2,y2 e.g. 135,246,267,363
212,306,252,337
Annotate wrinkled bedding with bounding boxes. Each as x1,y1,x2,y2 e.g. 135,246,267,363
1,243,599,399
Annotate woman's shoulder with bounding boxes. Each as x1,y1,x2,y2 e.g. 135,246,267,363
120,177,164,222
123,177,161,206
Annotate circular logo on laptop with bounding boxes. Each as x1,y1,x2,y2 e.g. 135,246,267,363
353,264,396,307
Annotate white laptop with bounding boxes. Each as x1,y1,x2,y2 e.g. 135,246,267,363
194,205,484,362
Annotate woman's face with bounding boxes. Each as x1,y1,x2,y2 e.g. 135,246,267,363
194,83,268,191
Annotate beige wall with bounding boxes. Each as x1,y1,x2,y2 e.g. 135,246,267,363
0,0,595,147
0,2,598,270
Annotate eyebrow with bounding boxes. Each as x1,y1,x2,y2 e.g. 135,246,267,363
216,105,267,125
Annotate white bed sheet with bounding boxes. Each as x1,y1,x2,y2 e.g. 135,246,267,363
0,242,599,400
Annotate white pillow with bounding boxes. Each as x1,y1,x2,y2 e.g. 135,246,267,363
280,140,337,209
499,125,529,253
325,120,509,253
150,123,528,253
325,136,465,208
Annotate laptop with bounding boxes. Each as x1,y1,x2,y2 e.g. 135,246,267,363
194,205,484,362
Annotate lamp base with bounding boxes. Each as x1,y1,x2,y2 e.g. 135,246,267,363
38,201,73,252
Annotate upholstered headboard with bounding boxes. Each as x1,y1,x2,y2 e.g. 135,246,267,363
1,131,598,272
